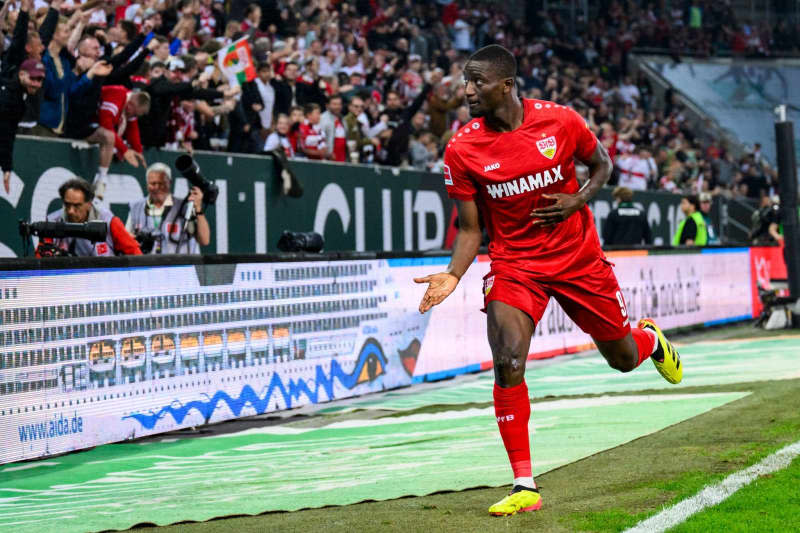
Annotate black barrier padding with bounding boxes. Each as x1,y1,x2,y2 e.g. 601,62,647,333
775,121,800,300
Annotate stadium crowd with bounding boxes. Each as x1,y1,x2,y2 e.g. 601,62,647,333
0,0,783,203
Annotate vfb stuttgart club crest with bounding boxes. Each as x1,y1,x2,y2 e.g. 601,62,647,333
537,136,557,159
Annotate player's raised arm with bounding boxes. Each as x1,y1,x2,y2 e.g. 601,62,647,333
414,199,482,314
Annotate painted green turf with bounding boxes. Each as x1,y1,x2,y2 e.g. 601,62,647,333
319,337,800,413
667,456,800,533
0,393,745,533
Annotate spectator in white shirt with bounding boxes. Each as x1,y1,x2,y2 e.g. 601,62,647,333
617,148,657,191
242,62,276,138
618,76,641,108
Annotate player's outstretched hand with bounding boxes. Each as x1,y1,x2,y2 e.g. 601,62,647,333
530,193,585,227
414,272,459,314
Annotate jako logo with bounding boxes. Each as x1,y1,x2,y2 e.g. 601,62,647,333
486,164,563,199
484,162,500,172
496,414,515,423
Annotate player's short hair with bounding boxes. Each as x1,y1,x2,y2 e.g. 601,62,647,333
467,44,517,81
682,194,700,210
130,90,151,114
304,102,321,115
612,186,633,203
59,178,94,203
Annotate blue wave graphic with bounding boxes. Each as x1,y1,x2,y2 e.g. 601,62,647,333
123,339,387,430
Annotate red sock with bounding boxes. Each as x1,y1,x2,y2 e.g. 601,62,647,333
493,381,532,479
631,327,656,367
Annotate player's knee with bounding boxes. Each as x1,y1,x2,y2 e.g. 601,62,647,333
609,357,635,373
604,349,637,373
489,331,528,383
488,328,527,361
99,128,114,146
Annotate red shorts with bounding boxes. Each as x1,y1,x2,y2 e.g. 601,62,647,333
482,258,631,342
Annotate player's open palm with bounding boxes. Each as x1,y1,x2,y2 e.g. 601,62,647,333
414,272,459,314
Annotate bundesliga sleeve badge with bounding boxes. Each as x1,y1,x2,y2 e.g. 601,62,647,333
443,164,454,186
536,136,557,159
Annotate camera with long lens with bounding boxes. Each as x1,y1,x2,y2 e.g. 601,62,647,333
133,229,163,254
175,154,219,205
749,201,781,243
18,220,108,257
19,220,107,242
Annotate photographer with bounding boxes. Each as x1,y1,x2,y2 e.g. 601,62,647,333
125,163,210,254
40,178,142,256
749,195,782,245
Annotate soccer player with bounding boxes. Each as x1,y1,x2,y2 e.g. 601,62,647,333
414,45,682,516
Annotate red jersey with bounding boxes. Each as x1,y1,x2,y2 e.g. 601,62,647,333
443,99,602,276
298,120,326,159
98,85,143,157
332,116,347,162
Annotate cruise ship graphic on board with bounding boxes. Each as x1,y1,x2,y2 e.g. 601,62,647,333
0,260,430,463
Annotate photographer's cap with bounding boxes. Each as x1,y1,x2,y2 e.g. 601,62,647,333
21,59,45,78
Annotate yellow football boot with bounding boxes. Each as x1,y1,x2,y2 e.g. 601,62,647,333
488,486,542,516
638,318,682,384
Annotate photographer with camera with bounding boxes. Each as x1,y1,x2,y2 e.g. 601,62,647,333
125,163,210,254
37,178,142,257
749,194,783,245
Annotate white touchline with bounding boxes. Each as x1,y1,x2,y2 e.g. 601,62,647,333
624,439,800,533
